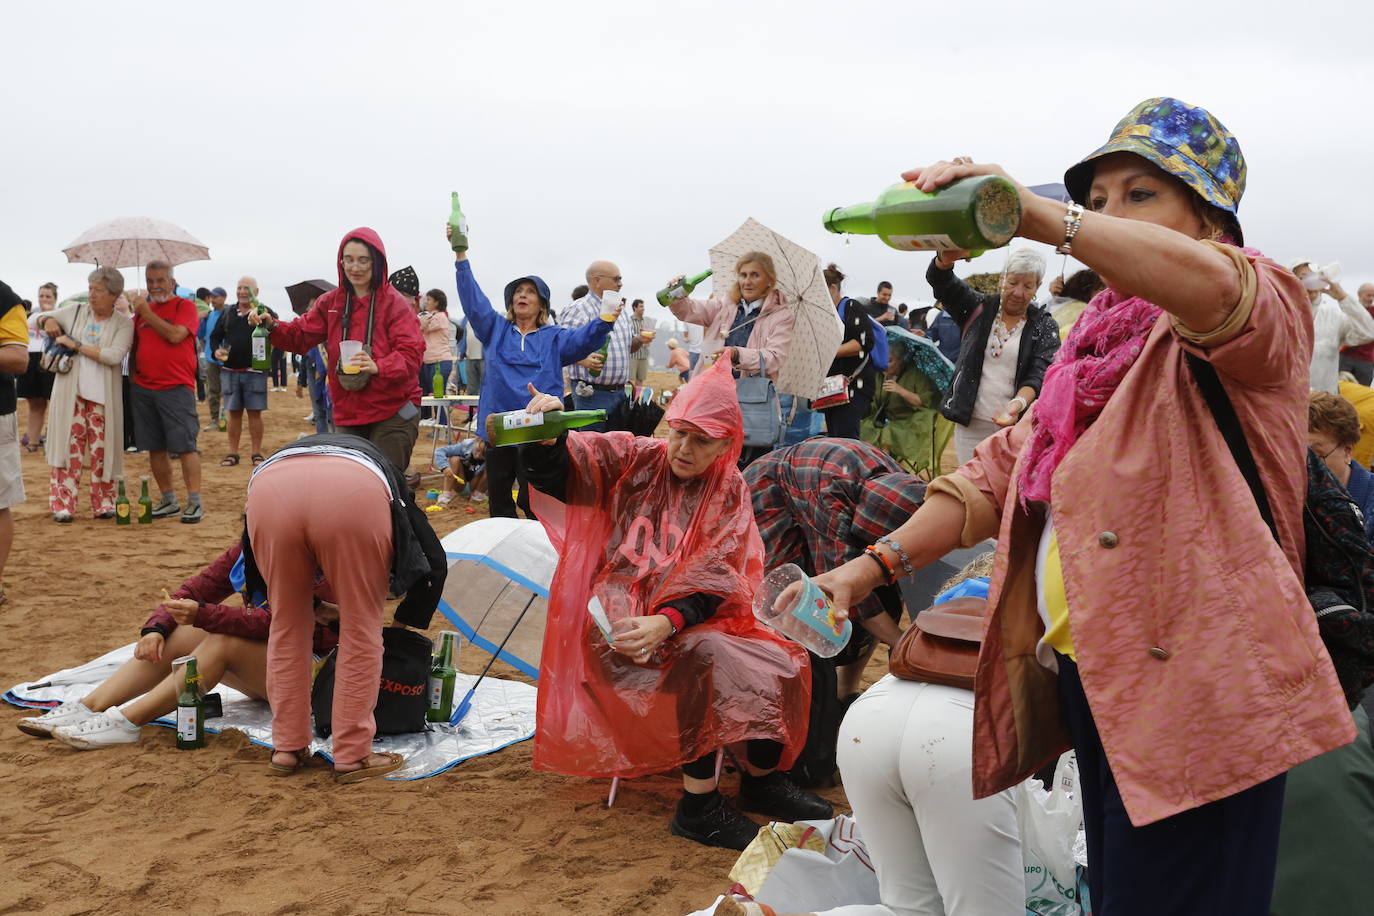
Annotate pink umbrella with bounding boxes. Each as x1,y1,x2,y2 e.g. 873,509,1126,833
62,217,210,269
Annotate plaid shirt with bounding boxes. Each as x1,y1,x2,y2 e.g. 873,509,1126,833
562,291,634,386
745,438,927,620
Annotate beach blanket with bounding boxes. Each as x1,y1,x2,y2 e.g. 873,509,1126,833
6,643,536,781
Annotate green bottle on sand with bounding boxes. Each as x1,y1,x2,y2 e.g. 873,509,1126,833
115,479,131,526
822,175,1022,253
137,478,153,525
175,656,205,750
427,631,459,723
656,269,713,309
484,408,606,447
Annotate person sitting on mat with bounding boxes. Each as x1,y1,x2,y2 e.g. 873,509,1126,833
18,541,338,749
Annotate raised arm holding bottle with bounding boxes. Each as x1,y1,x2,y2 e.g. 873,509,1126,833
444,203,613,518
662,253,794,382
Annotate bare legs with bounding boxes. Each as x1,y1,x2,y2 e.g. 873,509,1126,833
120,634,268,726
81,626,207,712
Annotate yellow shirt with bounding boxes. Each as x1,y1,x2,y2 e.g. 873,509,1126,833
1039,525,1076,660
1339,380,1374,469
0,304,27,348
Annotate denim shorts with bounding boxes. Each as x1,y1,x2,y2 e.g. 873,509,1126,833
221,369,268,412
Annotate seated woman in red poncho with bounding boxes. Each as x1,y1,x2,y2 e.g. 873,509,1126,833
518,357,831,850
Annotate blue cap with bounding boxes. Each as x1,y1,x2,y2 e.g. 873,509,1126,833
210,287,227,297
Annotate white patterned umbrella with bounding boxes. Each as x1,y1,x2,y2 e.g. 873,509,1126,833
62,217,210,268
709,218,842,399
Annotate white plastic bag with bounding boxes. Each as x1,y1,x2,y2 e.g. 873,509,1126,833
1018,751,1086,916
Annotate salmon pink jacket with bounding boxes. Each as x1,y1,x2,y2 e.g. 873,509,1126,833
929,243,1356,826
670,288,794,381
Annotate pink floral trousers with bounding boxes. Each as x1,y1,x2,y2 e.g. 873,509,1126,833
49,397,114,516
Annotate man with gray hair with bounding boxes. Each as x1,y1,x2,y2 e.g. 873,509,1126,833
210,276,276,466
1338,282,1374,386
559,259,640,430
130,259,204,523
0,279,32,603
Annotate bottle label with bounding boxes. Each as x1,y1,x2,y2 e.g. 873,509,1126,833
116,503,129,518
252,337,268,361
502,411,545,430
886,233,958,251
428,676,443,710
667,285,685,301
791,589,848,648
177,706,199,742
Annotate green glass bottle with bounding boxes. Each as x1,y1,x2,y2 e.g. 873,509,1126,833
656,269,713,309
175,656,205,750
115,479,131,526
587,335,611,378
448,192,469,252
137,477,153,525
250,302,272,372
217,409,227,432
432,367,446,398
427,631,459,723
822,176,1022,253
484,408,607,446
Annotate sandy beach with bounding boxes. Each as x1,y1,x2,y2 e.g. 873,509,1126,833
0,373,865,915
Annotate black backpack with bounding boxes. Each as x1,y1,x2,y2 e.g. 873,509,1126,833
1189,355,1374,707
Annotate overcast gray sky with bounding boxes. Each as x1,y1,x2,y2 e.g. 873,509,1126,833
4,0,1371,323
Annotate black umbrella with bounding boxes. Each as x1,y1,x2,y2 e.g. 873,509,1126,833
285,279,337,316
605,396,665,437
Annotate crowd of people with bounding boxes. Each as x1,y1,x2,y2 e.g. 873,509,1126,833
5,91,1374,916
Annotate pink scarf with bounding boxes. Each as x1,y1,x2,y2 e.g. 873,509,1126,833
1016,289,1163,506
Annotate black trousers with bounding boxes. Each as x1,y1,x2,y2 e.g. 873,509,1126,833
821,392,871,440
485,444,530,519
1057,654,1286,915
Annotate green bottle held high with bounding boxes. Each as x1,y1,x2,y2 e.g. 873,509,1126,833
115,479,131,526
656,269,713,309
485,408,606,446
250,301,272,372
427,631,459,723
137,477,153,525
823,175,1022,254
448,193,469,253
175,656,205,750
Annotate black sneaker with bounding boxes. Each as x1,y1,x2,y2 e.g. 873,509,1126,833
738,771,834,822
669,791,759,850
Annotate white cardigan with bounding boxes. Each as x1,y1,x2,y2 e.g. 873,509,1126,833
43,303,134,479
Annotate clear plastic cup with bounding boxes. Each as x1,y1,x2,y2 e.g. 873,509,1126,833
339,339,363,374
753,564,851,657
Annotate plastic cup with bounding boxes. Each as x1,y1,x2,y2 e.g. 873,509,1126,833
339,339,363,374
753,564,851,657
600,291,623,322
640,329,655,340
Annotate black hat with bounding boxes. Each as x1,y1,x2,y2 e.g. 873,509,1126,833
388,266,419,298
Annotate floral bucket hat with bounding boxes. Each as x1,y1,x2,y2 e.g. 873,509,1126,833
1064,97,1246,242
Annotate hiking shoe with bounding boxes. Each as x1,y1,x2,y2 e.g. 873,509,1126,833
53,707,141,749
52,511,73,523
738,771,834,822
669,791,760,850
180,502,204,524
150,495,181,518
17,701,98,737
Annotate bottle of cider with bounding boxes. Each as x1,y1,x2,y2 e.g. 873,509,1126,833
175,656,206,750
250,302,272,372
822,176,1022,253
137,477,153,525
656,269,714,309
432,368,446,398
448,193,469,252
115,479,132,526
484,408,606,446
588,335,611,378
427,631,459,723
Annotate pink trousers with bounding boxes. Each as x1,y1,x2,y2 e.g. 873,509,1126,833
246,456,393,765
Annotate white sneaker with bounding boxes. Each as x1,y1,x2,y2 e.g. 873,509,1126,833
470,491,488,504
17,700,98,737
418,418,438,427
436,491,454,507
54,707,141,749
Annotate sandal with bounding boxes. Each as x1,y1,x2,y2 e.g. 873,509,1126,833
335,751,404,784
220,454,240,466
251,453,266,466
267,748,308,776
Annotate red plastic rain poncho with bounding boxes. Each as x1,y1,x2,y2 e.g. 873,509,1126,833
532,357,811,778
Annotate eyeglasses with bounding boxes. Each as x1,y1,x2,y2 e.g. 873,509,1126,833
341,257,373,268
594,274,623,283
1316,443,1344,461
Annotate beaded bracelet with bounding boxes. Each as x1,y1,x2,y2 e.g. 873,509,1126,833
875,536,915,579
1056,202,1085,255
864,545,897,584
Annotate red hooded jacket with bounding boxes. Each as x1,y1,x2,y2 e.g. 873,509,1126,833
269,228,424,426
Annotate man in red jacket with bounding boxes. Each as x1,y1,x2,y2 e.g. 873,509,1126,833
130,260,204,523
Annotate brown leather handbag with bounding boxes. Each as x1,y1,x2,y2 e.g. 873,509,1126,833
889,596,986,689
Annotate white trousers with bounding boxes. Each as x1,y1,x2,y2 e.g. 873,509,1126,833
830,675,1023,916
952,417,1002,466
